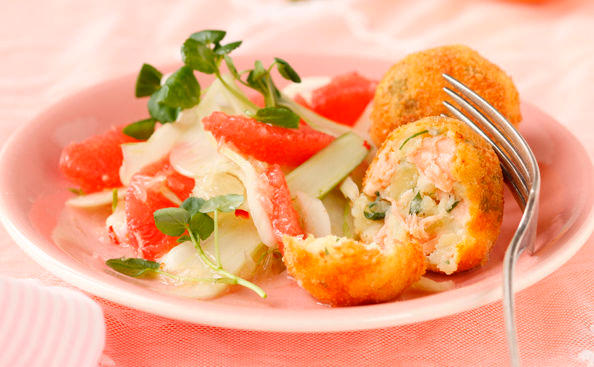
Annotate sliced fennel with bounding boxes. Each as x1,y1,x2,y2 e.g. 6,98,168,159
169,129,233,179
321,188,352,238
119,123,182,186
121,78,240,185
106,200,127,242
191,172,246,205
295,191,331,237
159,212,263,299
282,76,330,103
286,132,368,199
410,277,455,293
170,77,249,178
219,146,276,247
66,188,124,208
339,176,360,202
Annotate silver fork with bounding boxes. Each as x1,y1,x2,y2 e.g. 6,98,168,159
440,73,541,367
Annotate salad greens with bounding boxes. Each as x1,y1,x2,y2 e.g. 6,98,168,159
106,257,160,278
105,29,375,297
107,194,267,298
135,63,163,97
106,257,231,284
111,188,118,213
125,29,351,140
122,118,157,140
67,187,85,196
125,30,305,139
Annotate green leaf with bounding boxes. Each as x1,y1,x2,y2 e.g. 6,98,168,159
399,130,429,150
446,200,460,213
254,106,300,128
123,118,156,140
246,60,267,92
148,89,181,122
199,194,244,213
67,187,85,196
176,235,191,243
251,60,266,80
274,57,301,83
154,207,190,236
135,63,163,97
224,54,240,80
181,38,218,74
364,192,390,220
106,257,160,278
112,188,118,213
181,197,207,216
147,66,200,122
189,212,214,240
409,192,423,215
215,41,242,55
189,30,226,44
159,66,201,108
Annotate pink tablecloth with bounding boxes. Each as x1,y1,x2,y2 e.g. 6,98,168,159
1,0,593,366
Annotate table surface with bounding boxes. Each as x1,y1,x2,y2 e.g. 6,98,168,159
1,0,593,366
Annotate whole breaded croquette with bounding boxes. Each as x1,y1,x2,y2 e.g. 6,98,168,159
370,45,521,145
359,116,504,274
282,235,425,307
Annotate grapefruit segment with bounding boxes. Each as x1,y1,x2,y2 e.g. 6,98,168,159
202,112,334,167
263,164,304,252
59,125,138,193
309,72,377,126
124,157,195,260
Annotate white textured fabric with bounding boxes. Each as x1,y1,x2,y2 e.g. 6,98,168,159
0,276,105,367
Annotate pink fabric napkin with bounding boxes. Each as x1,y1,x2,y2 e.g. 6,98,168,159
0,276,105,367
1,0,593,366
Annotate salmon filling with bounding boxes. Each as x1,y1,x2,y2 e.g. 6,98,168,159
355,132,469,274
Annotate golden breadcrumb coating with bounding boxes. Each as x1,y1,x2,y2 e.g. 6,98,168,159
364,116,504,274
282,235,425,306
370,45,521,145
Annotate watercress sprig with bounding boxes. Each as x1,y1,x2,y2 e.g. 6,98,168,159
124,63,202,139
106,194,267,297
124,29,349,140
181,30,301,128
152,194,267,298
105,257,227,283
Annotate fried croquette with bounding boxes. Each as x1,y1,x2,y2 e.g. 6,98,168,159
282,235,425,306
358,116,504,274
370,45,521,145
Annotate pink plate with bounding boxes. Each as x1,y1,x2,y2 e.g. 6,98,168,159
0,54,592,332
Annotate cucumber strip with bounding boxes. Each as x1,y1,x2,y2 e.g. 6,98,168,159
286,132,368,199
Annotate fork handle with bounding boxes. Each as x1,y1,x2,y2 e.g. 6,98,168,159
503,190,539,367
